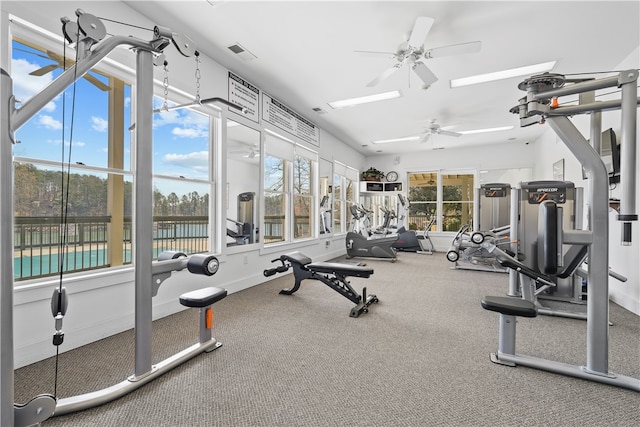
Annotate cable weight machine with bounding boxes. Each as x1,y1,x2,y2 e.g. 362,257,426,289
481,70,640,391
1,10,245,425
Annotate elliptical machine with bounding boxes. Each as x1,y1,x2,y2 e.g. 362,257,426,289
392,194,435,254
346,204,397,261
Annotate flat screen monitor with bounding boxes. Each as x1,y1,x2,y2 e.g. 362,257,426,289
599,128,620,184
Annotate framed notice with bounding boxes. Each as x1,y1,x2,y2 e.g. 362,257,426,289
228,72,260,123
262,93,320,146
553,159,565,181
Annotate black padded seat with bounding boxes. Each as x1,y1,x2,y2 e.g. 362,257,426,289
481,296,538,317
180,287,227,308
283,251,312,266
307,262,374,278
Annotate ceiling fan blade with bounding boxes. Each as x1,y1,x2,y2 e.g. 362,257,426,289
29,64,58,76
366,62,404,87
407,16,435,48
425,41,482,59
412,61,438,87
83,73,111,91
419,133,431,144
439,130,462,137
354,50,397,59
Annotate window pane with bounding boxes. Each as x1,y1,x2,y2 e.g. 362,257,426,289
13,163,132,280
227,120,260,246
409,172,437,202
153,101,210,179
264,192,286,243
333,174,342,199
152,178,210,256
407,201,437,231
319,159,332,235
409,172,438,230
345,178,354,202
333,199,342,233
12,41,129,169
442,174,474,202
442,173,474,231
264,155,284,191
293,156,311,194
294,195,312,239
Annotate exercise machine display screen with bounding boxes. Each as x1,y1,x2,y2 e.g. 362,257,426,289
526,187,567,204
484,188,507,198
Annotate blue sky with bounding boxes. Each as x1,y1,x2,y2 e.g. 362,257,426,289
11,40,211,189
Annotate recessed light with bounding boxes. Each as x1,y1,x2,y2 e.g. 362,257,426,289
450,61,557,88
328,90,402,109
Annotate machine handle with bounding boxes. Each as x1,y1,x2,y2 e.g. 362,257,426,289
263,264,289,277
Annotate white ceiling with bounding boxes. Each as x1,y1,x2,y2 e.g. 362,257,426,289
125,0,640,156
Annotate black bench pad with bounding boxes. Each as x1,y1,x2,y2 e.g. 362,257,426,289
282,251,313,266
481,296,537,317
180,287,227,308
307,262,374,278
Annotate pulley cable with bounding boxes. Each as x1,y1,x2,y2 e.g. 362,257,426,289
96,16,154,33
51,28,81,398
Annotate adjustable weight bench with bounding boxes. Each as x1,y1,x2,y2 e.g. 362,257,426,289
264,251,378,317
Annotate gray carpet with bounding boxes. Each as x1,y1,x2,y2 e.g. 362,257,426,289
15,252,640,426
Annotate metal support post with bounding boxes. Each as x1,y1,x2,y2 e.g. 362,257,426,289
133,48,155,378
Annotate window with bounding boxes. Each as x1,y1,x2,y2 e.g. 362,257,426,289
333,162,358,234
442,173,474,231
12,37,133,280
226,119,260,247
409,171,475,232
10,32,216,281
264,154,287,243
318,158,333,235
293,155,313,239
263,130,317,244
152,97,213,255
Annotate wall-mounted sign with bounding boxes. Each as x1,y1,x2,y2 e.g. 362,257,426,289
262,93,320,146
228,71,260,123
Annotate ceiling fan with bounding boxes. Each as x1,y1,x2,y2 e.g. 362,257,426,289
420,119,461,144
28,50,110,91
229,143,259,159
356,16,481,88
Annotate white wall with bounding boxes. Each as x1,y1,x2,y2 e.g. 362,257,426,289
2,0,364,368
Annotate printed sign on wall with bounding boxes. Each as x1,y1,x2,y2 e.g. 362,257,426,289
228,72,260,123
262,93,320,146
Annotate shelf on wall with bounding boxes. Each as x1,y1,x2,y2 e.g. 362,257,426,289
360,181,402,193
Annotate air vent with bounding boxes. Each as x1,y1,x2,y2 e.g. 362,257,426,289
227,43,257,61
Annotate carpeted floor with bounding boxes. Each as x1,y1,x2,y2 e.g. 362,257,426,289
15,252,640,426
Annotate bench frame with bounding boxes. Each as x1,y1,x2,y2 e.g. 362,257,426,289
265,251,378,317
